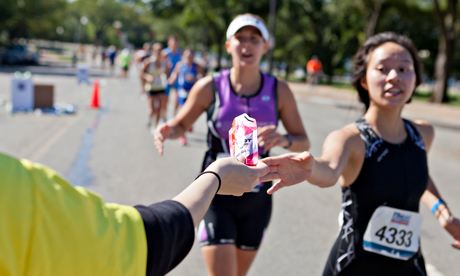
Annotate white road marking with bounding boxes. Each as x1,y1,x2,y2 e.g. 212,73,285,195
426,263,444,276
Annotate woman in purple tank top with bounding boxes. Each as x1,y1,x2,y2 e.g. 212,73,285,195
154,14,310,275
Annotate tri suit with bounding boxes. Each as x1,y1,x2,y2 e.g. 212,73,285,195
323,118,428,276
144,59,168,97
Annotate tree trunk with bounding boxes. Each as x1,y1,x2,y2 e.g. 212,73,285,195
432,38,450,103
216,42,223,71
365,0,385,38
431,0,457,103
284,62,290,81
267,0,277,74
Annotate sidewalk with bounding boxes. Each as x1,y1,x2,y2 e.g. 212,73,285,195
289,83,460,131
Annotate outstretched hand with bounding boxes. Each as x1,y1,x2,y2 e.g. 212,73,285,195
154,123,172,155
442,216,460,250
260,151,313,194
258,125,284,151
206,157,269,196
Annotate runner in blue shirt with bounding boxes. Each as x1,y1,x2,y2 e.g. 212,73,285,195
163,35,182,115
168,48,205,145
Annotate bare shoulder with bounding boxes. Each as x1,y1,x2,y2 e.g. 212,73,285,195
331,124,365,187
327,123,362,145
188,75,214,108
276,80,295,109
276,79,293,94
412,119,434,134
322,123,364,158
412,119,435,149
192,75,214,94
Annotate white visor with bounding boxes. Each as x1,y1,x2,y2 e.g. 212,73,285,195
226,15,269,41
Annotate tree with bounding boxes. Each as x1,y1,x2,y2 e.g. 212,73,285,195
364,0,386,38
0,0,67,41
278,0,364,81
432,0,458,103
148,0,269,70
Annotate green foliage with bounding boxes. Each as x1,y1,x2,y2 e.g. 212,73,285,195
0,0,459,100
0,0,67,40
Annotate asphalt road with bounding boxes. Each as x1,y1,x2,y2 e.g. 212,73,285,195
1,67,459,275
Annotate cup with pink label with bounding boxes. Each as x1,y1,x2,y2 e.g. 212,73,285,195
228,113,258,166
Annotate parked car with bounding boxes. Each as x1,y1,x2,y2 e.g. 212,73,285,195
0,44,40,65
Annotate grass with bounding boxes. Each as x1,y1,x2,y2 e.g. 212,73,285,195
414,89,460,106
328,82,460,107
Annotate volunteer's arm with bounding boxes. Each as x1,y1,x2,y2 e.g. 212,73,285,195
174,157,269,224
135,158,269,276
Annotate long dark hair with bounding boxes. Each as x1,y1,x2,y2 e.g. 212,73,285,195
352,32,422,111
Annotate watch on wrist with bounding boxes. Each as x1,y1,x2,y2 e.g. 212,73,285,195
283,134,293,149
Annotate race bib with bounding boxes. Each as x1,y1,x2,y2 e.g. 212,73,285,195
363,206,422,260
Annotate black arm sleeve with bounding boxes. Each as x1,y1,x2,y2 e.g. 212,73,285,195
135,200,195,276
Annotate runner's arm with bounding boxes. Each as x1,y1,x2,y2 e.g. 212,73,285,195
262,126,361,193
416,121,460,249
153,77,214,155
276,80,310,151
142,61,152,82
168,62,180,84
162,76,213,137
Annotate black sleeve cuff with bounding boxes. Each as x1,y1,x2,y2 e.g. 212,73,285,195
135,200,195,276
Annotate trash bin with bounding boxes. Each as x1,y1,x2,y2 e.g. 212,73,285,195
11,72,34,112
34,83,54,109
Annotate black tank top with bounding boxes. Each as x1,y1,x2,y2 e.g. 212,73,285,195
325,118,428,276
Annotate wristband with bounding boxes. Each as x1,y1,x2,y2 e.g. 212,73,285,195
283,134,293,149
431,198,446,215
195,171,222,194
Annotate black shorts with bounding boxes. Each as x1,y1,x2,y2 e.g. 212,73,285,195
197,185,272,250
148,89,165,97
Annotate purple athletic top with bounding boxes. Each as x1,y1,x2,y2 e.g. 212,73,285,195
206,69,278,154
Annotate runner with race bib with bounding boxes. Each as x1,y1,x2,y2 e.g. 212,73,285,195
261,32,460,275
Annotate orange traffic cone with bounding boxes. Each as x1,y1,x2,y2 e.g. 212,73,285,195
90,80,100,109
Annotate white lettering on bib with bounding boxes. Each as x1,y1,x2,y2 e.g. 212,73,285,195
363,206,422,260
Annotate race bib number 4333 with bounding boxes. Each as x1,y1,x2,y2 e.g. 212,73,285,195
363,206,422,260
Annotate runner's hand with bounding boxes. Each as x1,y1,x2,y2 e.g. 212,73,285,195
206,157,269,196
260,151,313,194
154,123,172,155
258,125,284,151
144,75,153,83
442,216,460,250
